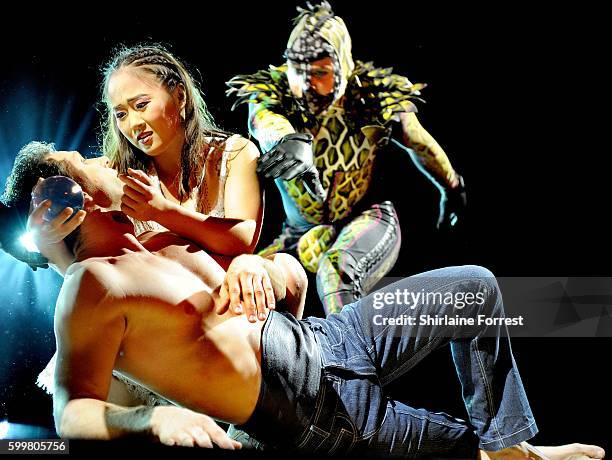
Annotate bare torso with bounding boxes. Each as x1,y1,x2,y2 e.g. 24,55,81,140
76,231,264,424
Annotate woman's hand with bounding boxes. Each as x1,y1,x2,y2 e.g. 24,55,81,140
216,255,277,322
119,168,174,222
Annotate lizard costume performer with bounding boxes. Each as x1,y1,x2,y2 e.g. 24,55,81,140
227,2,466,315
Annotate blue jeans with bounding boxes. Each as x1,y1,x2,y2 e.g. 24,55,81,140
300,265,537,457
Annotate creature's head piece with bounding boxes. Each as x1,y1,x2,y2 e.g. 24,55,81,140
285,2,354,112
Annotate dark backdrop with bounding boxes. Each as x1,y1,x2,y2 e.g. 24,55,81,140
0,1,608,451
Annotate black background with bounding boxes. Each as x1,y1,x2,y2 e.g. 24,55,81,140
0,1,609,452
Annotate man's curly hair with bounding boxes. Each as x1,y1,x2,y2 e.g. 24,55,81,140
1,141,80,268
2,142,67,210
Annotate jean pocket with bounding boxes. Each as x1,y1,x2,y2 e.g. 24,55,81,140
295,425,330,452
327,413,357,455
295,414,357,454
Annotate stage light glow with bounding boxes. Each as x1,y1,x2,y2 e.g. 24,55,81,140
19,231,39,253
0,70,100,436
0,81,94,322
0,420,9,439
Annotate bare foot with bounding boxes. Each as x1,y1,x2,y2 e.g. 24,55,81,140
479,443,605,460
535,443,606,460
479,443,544,459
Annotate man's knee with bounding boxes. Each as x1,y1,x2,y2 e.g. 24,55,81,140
425,265,502,317
461,265,502,315
457,264,494,280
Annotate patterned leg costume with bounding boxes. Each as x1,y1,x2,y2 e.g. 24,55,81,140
315,201,400,314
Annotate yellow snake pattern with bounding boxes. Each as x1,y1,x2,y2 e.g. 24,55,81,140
281,104,384,225
296,224,336,272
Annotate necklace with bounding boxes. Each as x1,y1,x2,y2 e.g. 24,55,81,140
157,170,184,205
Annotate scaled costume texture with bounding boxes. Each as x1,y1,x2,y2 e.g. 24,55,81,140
227,2,460,314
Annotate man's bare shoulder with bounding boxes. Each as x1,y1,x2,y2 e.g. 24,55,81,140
58,260,124,317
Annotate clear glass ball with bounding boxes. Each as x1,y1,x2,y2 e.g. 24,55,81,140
31,176,84,222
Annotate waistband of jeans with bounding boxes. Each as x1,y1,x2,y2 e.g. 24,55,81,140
237,311,323,448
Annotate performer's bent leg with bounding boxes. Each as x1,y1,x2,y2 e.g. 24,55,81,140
316,201,401,315
367,400,479,458
308,265,537,453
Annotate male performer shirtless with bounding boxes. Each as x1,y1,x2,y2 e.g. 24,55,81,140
1,143,604,459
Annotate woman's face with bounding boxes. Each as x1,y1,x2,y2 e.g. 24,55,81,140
107,67,185,159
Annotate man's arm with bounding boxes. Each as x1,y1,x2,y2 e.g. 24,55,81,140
53,266,126,438
53,266,239,448
58,399,239,448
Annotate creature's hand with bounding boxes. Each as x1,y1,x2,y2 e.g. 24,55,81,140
119,168,173,222
216,255,277,322
151,406,242,449
257,133,326,202
437,175,467,229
